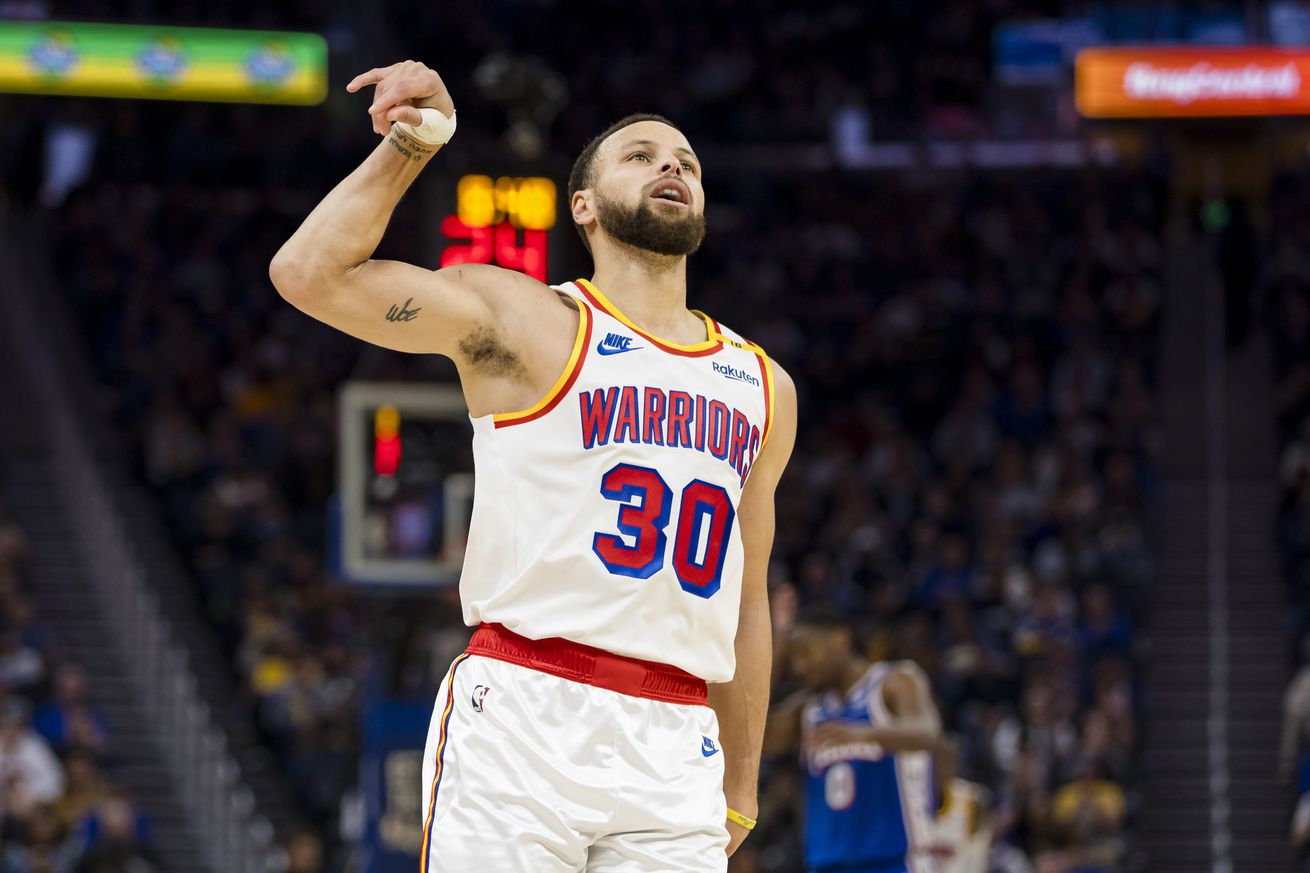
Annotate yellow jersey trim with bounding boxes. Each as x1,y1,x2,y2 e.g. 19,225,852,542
757,350,776,447
575,278,722,354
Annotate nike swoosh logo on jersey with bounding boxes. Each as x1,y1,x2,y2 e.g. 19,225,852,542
701,736,720,757
596,342,642,356
596,332,642,356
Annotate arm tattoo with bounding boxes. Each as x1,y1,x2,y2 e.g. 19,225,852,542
386,126,435,162
386,297,422,322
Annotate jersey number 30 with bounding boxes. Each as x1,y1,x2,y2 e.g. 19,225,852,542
592,463,735,598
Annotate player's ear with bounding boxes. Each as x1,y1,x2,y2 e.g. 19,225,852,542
571,189,596,230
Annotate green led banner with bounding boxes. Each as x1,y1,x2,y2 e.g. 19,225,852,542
0,21,326,104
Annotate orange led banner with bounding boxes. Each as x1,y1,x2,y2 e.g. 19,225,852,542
1076,47,1310,118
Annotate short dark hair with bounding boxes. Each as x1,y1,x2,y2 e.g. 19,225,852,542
566,113,682,253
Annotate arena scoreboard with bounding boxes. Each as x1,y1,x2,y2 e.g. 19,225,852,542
334,382,473,586
438,174,556,281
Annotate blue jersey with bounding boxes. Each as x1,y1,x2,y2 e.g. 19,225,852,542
801,663,937,873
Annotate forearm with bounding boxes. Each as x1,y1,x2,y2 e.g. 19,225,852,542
709,596,772,805
271,127,438,284
857,722,944,754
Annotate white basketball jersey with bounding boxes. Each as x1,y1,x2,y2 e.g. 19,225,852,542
458,279,776,683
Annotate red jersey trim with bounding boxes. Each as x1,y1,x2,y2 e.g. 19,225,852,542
575,278,724,358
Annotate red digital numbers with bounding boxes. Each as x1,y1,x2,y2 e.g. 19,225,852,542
438,216,548,281
439,175,553,281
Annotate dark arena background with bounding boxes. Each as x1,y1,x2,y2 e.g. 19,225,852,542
2,1,1310,872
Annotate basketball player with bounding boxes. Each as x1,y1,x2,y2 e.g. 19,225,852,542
269,61,796,871
765,610,946,873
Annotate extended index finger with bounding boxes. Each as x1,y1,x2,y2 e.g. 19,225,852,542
368,77,425,111
346,63,400,92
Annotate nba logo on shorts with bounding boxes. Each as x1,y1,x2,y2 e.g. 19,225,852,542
471,685,490,712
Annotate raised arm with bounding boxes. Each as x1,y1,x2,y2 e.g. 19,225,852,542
268,61,573,411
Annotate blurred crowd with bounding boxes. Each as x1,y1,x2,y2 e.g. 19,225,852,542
708,167,1160,873
0,509,161,873
0,0,1119,215
4,0,1075,163
378,0,1026,147
48,178,379,834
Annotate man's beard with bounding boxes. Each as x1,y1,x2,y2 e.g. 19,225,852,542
594,190,706,256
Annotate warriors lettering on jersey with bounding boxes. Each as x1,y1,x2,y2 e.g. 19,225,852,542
577,386,763,485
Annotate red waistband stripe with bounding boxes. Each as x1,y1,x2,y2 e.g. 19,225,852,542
466,623,708,705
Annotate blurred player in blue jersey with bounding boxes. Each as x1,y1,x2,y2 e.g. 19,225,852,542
766,609,948,873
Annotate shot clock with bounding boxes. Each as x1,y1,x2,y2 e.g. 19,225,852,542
439,174,556,281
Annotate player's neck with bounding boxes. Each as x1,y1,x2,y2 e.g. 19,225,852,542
841,658,871,696
589,245,704,344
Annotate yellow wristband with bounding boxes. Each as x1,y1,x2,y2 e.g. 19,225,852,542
726,807,757,830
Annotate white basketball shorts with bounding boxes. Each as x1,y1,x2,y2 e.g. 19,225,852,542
419,623,730,872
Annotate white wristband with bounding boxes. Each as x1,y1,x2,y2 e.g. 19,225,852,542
392,107,456,146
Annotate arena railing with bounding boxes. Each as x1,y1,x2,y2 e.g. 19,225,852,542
0,219,281,873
